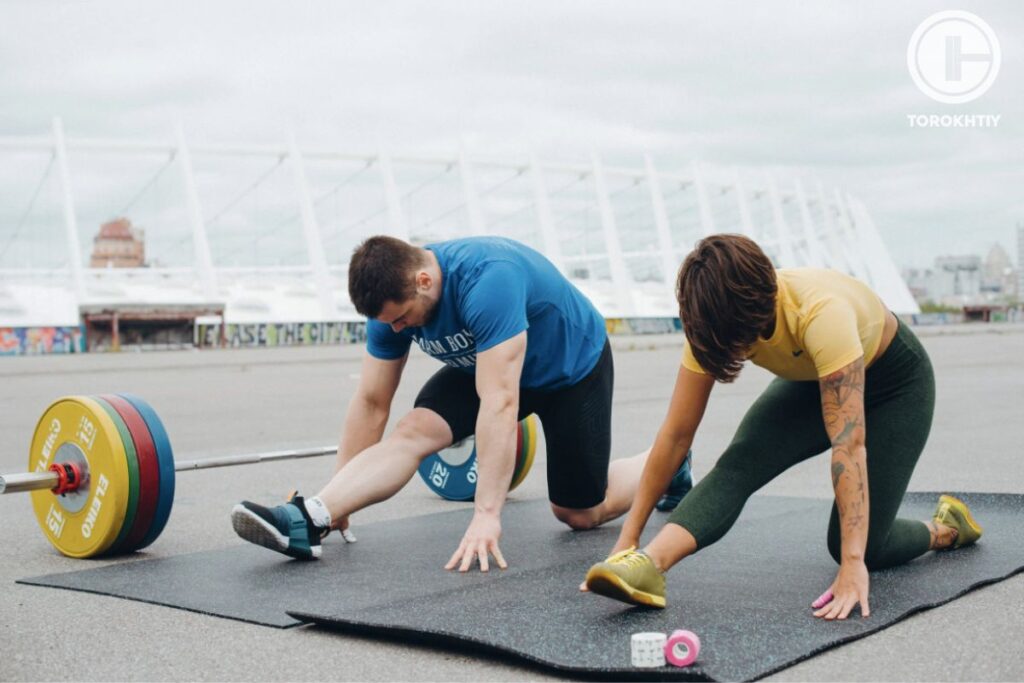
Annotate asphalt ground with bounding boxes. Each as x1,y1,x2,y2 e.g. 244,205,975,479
1,325,1023,681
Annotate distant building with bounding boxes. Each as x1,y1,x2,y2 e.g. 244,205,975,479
903,255,982,306
983,243,1015,298
90,218,145,268
904,244,1019,307
931,255,982,302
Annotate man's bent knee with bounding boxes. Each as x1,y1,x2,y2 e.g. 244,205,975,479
393,408,453,454
551,504,601,531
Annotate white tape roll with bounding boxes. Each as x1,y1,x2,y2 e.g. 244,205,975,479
630,632,667,668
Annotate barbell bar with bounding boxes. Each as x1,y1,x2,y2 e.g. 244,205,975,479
0,471,63,494
2,394,537,558
1,440,539,495
0,446,341,494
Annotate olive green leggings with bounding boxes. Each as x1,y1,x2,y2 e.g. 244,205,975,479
667,320,935,570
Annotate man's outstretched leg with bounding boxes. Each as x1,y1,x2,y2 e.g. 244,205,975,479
231,408,452,559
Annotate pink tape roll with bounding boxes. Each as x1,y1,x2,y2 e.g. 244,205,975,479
664,629,700,667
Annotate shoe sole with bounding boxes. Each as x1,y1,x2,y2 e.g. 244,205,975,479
230,505,321,559
937,494,983,547
585,567,666,609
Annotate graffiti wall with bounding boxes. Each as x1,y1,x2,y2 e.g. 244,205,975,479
195,318,682,350
605,317,683,335
196,321,368,348
0,326,86,356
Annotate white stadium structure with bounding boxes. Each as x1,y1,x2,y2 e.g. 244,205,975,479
0,119,917,353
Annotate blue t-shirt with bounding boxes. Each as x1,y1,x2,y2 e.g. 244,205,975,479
366,237,606,390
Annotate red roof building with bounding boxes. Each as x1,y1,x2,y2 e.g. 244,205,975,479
90,218,145,268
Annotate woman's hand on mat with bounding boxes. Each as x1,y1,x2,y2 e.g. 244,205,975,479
812,560,870,620
445,512,507,573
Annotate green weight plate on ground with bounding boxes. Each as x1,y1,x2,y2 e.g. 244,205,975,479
28,396,130,558
101,393,163,553
510,414,537,491
117,393,175,551
418,416,535,500
509,419,527,489
92,396,140,555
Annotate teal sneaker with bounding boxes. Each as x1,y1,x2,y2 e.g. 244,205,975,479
231,494,324,560
656,450,694,512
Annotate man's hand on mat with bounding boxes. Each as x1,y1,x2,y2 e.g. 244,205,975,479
445,512,507,573
337,515,357,543
812,560,870,620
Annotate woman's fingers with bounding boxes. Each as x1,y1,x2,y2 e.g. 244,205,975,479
811,589,834,609
814,594,845,619
837,597,857,620
814,593,870,620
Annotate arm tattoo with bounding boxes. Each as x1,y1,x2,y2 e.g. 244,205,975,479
855,461,866,503
843,500,866,532
831,462,845,488
820,358,869,549
821,362,864,410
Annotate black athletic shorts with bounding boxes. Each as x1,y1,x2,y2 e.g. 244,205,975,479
414,339,613,509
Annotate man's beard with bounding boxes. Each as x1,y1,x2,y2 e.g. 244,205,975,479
418,292,440,325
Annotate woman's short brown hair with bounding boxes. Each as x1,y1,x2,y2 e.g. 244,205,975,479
348,236,427,318
676,234,777,382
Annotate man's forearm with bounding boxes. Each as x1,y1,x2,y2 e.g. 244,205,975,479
472,395,518,516
336,395,389,471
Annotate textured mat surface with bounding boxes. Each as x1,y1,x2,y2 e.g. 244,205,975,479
19,497,592,627
20,493,1024,680
291,492,1024,681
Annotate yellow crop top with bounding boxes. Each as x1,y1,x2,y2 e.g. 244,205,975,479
681,268,888,381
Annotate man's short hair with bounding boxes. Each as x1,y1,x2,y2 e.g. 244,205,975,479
348,236,427,318
676,234,777,383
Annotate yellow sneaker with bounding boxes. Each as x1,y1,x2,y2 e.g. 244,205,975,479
933,494,983,549
585,547,666,608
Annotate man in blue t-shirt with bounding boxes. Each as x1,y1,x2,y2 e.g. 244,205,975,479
232,235,692,569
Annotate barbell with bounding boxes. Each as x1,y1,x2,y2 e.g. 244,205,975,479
1,394,538,559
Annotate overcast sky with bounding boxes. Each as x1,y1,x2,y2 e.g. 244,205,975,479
1,0,1021,269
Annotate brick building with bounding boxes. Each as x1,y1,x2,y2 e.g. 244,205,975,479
90,218,145,268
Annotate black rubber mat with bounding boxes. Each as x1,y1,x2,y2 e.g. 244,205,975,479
18,496,637,628
290,493,1024,681
17,497,802,628
20,493,1024,680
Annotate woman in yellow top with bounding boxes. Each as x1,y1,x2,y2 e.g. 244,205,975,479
585,234,983,619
